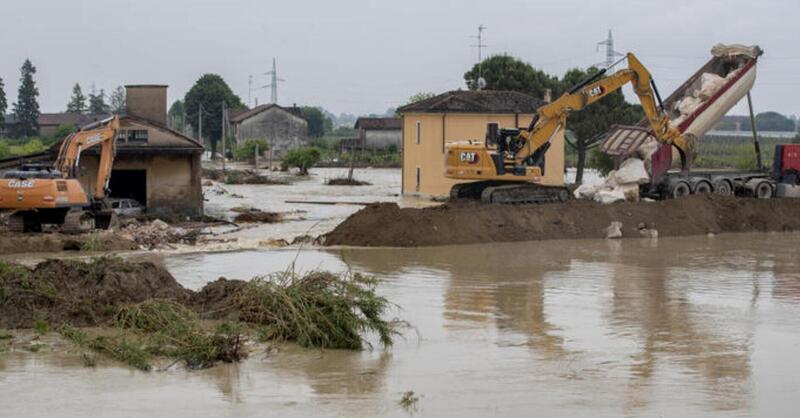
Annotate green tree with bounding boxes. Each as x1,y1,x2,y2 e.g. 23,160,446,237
184,74,245,158
464,54,560,99
234,138,269,160
0,77,6,133
109,86,126,113
283,147,321,175
559,67,644,183
66,83,87,113
301,107,332,138
407,92,436,104
755,111,794,131
88,88,110,114
168,100,186,131
13,59,40,137
52,123,77,142
0,141,9,158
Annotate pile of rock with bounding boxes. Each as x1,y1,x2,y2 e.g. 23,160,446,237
573,158,651,204
118,219,199,250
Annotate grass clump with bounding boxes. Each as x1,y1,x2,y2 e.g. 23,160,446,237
399,391,419,410
114,300,245,370
33,319,49,334
0,331,13,340
80,234,105,252
58,301,246,372
236,271,396,350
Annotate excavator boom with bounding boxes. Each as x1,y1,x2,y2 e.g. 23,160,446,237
0,115,120,232
445,53,691,203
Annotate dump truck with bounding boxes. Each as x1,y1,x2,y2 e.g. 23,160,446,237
602,44,799,199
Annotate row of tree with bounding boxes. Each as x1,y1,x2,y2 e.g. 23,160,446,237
66,84,126,115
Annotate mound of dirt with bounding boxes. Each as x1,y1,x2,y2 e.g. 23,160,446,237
325,177,372,186
0,258,191,328
322,195,800,247
233,210,282,223
0,232,137,255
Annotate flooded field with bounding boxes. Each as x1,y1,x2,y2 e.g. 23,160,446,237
3,232,800,417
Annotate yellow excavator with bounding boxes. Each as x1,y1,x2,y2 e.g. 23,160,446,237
0,116,120,232
445,53,694,204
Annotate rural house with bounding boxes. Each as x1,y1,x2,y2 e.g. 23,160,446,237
2,113,109,138
0,85,205,218
354,117,401,151
396,90,564,197
228,104,308,157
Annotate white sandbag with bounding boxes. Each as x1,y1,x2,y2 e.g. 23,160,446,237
677,96,702,116
573,183,600,199
604,221,623,239
618,183,640,202
636,138,661,162
696,73,725,100
604,170,618,188
594,187,626,204
614,158,650,185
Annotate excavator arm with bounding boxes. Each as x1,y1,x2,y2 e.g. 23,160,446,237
491,53,692,174
54,115,120,200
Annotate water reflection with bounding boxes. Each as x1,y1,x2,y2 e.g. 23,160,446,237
335,234,796,413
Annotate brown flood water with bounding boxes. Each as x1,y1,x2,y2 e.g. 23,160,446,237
3,233,800,417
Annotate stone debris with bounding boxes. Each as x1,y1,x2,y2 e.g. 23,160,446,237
604,221,623,239
574,158,649,204
118,220,200,250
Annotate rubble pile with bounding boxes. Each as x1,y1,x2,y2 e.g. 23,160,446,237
118,219,200,250
573,158,650,204
202,168,289,185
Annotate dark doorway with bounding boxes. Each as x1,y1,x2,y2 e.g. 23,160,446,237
108,169,147,207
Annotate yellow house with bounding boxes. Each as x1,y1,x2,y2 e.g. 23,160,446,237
397,90,564,197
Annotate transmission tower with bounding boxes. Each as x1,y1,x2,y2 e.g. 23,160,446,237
264,58,285,104
596,30,624,70
471,24,488,90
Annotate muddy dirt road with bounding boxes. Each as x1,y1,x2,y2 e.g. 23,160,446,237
324,194,800,247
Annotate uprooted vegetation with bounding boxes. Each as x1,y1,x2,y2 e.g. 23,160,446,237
325,177,372,186
230,207,283,224
202,168,290,185
0,257,399,370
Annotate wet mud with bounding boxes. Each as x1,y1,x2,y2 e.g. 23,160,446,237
323,194,800,247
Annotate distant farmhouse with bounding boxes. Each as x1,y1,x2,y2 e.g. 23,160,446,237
228,104,308,157
354,117,401,151
0,85,204,217
3,113,108,138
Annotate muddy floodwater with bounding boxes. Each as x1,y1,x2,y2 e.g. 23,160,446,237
3,233,800,417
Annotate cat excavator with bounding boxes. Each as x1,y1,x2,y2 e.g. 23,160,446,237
445,52,695,204
0,115,120,233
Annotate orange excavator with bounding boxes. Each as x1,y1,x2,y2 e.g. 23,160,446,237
0,116,120,233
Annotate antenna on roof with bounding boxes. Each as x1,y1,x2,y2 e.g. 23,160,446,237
471,25,488,90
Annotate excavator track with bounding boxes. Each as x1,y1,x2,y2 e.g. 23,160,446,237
8,212,25,233
451,181,570,204
63,210,95,234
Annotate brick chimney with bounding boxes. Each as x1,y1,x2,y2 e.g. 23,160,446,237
125,85,168,126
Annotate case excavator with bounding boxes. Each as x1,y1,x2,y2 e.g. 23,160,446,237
445,53,693,204
0,116,120,233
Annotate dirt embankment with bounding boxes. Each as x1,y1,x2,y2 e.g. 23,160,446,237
0,232,137,255
322,195,800,247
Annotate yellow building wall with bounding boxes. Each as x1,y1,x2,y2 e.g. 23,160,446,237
401,112,565,196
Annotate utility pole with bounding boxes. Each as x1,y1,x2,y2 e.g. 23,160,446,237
222,102,227,172
248,75,253,107
198,103,203,151
471,25,488,90
596,29,623,71
265,58,285,104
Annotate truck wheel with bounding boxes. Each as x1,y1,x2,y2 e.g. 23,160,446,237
690,179,713,195
754,181,773,199
712,178,733,196
668,180,691,199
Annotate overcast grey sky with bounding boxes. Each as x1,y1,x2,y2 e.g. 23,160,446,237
1,0,798,118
